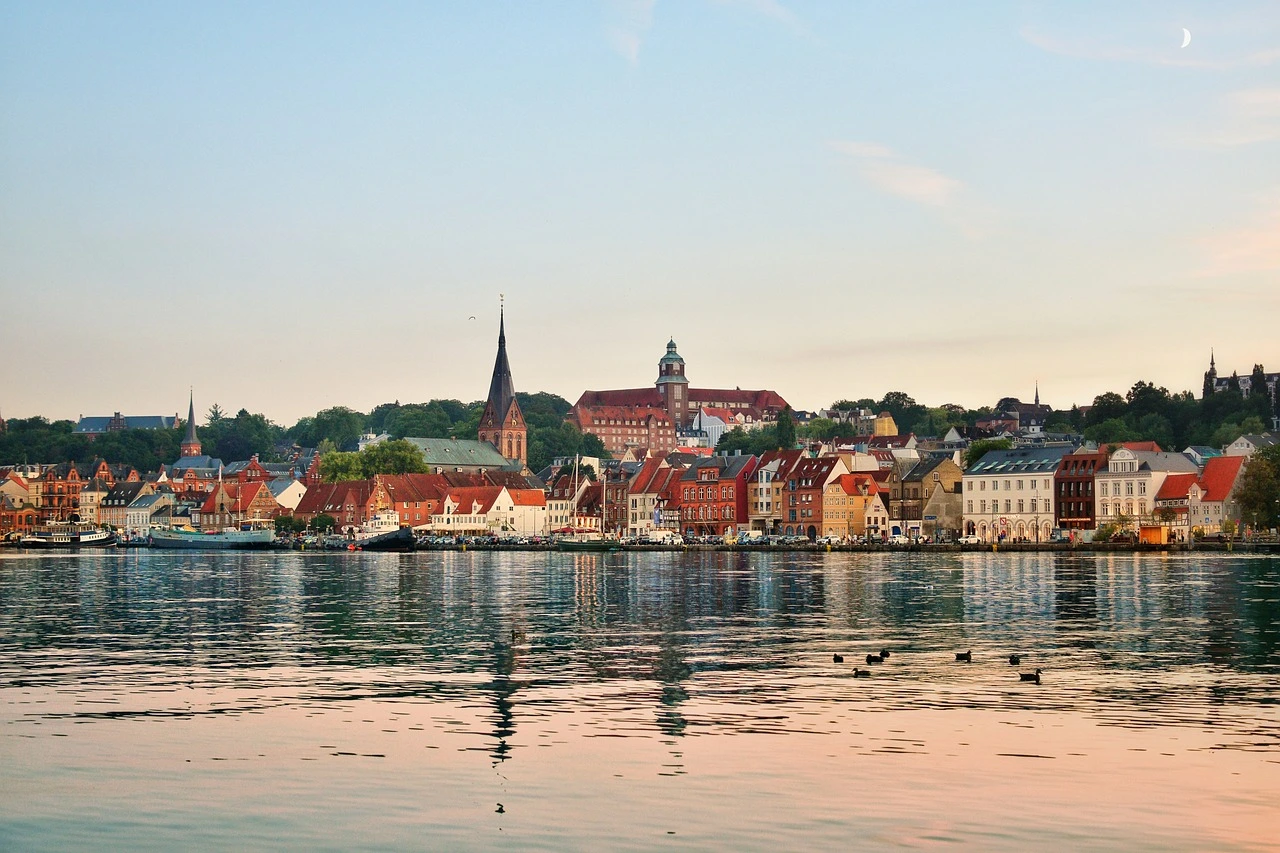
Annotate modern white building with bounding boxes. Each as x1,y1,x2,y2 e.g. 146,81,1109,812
962,446,1071,542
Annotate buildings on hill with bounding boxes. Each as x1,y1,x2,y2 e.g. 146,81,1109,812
570,339,788,456
74,412,178,438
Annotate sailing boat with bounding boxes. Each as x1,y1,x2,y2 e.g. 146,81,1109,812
555,456,620,552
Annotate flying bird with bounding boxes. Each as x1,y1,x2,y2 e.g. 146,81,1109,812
468,315,477,320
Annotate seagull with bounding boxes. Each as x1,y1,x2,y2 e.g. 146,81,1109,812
1019,668,1043,684
955,650,972,662
468,315,477,320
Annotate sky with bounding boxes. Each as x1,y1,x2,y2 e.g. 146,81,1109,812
2,1,1278,427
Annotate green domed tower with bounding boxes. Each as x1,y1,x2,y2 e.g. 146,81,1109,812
655,339,690,427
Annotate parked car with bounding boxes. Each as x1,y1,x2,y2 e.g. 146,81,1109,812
958,534,983,545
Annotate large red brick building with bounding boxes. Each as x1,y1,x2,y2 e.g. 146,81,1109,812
570,339,788,455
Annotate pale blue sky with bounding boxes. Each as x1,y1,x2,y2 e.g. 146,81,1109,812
2,1,1277,424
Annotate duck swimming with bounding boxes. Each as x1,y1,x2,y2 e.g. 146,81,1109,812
955,650,972,662
1019,668,1043,684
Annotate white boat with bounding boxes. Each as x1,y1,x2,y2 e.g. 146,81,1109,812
20,521,116,549
148,521,276,550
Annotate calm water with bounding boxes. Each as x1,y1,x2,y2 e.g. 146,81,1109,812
2,550,1278,851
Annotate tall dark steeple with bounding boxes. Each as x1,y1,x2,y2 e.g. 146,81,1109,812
1203,349,1218,398
478,297,527,466
180,390,202,458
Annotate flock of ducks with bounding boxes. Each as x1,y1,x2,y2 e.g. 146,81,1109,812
833,649,1043,684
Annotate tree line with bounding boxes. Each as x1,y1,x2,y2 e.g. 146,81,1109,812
0,392,606,477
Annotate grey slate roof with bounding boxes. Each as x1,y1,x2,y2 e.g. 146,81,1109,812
966,446,1071,475
403,437,511,469
74,415,176,434
170,455,225,472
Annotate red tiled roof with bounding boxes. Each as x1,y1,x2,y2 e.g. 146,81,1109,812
836,473,882,496
508,488,546,507
629,457,669,494
1199,455,1245,502
574,389,664,408
691,388,789,410
1155,473,1198,501
1118,441,1163,453
444,486,503,515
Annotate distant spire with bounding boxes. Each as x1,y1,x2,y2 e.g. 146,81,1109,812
1034,381,1040,407
1210,348,1215,369
484,300,516,426
184,390,197,444
180,389,202,457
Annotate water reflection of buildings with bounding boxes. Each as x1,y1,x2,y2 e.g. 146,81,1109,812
4,550,1277,759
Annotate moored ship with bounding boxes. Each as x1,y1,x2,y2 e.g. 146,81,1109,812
339,509,415,552
148,524,276,550
20,521,117,549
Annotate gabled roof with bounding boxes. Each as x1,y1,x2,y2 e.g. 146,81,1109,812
403,438,511,468
508,488,546,507
902,455,950,483
1155,473,1198,501
444,486,503,515
1198,455,1245,502
835,473,882,496
170,455,225,472
575,388,665,409
74,414,177,434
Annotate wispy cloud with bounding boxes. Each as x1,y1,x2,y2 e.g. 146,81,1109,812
711,0,802,31
1021,26,1280,70
828,141,961,208
1198,192,1280,276
606,0,656,65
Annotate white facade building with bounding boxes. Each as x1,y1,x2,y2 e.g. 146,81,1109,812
962,446,1070,542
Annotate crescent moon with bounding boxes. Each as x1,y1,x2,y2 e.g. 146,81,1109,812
1181,28,1191,48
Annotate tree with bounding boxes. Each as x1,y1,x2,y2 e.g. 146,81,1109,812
275,515,305,535
877,391,927,435
716,425,781,456
206,403,226,425
1084,418,1134,445
776,407,797,450
359,439,429,477
310,514,336,533
963,438,1012,468
1235,447,1280,533
1087,392,1126,426
319,451,363,482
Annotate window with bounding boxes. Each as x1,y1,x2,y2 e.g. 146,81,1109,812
1004,500,1011,513
1017,480,1024,490
1125,482,1133,496
1017,500,1024,513
1030,499,1037,512
967,501,973,513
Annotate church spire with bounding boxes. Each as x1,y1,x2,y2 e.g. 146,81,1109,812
477,295,526,466
180,389,202,458
1034,381,1040,407
485,298,515,427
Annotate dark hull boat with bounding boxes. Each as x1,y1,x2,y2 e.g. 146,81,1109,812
349,526,416,552
21,523,116,549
